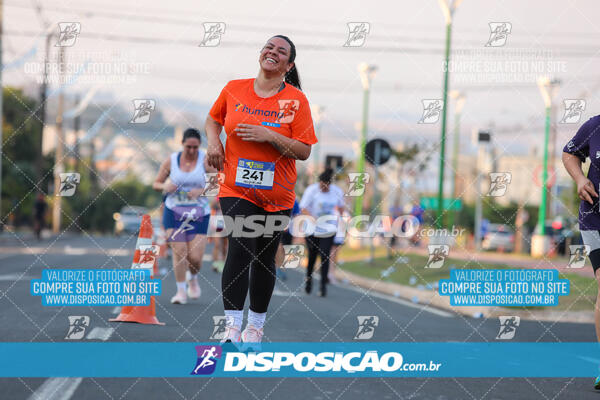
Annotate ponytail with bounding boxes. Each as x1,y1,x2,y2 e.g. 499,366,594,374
285,65,301,91
273,34,302,91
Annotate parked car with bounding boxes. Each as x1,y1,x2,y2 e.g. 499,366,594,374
113,206,149,236
481,224,515,252
544,225,582,256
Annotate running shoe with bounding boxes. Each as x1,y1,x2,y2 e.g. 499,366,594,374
241,325,264,352
212,260,225,273
187,278,201,299
305,276,312,294
328,274,338,285
170,290,187,304
595,375,600,390
220,325,241,344
318,285,327,297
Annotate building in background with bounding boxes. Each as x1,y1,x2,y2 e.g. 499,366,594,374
95,127,175,185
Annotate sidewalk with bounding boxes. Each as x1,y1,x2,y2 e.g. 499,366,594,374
336,246,595,323
0,229,77,246
341,245,594,278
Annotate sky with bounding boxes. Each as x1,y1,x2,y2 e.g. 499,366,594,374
4,0,600,165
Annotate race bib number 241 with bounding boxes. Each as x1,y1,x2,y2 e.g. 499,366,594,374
235,158,275,190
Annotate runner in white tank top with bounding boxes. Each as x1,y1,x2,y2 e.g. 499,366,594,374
153,128,217,304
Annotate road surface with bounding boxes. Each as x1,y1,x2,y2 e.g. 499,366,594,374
0,233,597,399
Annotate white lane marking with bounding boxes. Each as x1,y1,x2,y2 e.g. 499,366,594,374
111,307,121,314
107,249,129,256
272,289,300,297
86,327,114,341
30,326,114,400
64,245,87,255
0,273,34,281
202,254,213,262
27,377,83,400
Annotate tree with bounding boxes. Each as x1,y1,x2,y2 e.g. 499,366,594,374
60,173,161,233
1,87,51,227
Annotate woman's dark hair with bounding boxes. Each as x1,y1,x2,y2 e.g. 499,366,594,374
319,168,333,184
272,35,302,91
182,128,201,143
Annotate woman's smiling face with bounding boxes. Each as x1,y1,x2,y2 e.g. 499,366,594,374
259,37,293,75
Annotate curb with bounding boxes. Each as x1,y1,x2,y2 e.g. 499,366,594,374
335,267,594,324
0,231,79,246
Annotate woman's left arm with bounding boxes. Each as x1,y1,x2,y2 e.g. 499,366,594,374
234,123,311,160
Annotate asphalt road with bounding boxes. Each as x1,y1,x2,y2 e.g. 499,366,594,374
0,233,598,399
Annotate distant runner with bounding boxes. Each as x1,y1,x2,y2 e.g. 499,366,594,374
33,193,47,240
300,169,344,297
153,128,215,304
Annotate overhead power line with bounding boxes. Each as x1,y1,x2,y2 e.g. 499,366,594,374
7,2,600,51
4,29,600,58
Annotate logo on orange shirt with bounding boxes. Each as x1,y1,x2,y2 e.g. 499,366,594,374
276,100,300,123
234,103,279,119
233,100,300,124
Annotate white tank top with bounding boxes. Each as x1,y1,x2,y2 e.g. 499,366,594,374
164,151,210,215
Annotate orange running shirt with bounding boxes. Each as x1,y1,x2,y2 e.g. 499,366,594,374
209,78,318,211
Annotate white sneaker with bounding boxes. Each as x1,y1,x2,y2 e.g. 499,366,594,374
187,279,201,299
170,290,187,304
328,274,338,285
241,325,264,351
220,325,242,344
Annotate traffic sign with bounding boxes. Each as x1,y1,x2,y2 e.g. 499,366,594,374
365,139,392,166
420,196,462,211
325,155,343,172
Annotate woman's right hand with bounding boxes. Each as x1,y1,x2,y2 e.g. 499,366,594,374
576,176,598,204
163,182,177,194
207,139,225,171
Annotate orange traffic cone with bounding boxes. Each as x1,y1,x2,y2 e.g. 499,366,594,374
131,215,154,269
110,215,164,325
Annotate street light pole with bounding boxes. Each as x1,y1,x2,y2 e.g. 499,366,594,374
52,46,66,234
436,0,462,229
449,91,465,228
354,63,377,217
536,77,559,236
37,32,53,182
73,94,81,171
539,107,550,235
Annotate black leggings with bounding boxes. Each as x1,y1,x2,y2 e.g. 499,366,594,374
219,197,291,313
306,235,335,289
590,249,600,274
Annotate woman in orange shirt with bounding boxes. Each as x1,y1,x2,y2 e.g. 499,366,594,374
205,35,317,347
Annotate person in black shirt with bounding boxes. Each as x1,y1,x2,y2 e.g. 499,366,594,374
33,193,47,240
